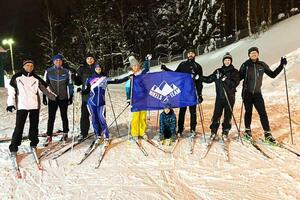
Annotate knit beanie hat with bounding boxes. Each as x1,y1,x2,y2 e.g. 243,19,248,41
186,48,196,54
23,60,34,66
164,103,172,109
129,56,140,67
52,54,63,61
248,47,259,55
222,52,233,63
85,52,95,58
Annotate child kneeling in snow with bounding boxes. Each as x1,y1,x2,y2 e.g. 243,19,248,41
158,104,177,144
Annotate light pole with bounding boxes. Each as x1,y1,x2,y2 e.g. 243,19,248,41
2,38,15,74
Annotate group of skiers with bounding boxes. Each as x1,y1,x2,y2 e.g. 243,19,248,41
6,46,287,157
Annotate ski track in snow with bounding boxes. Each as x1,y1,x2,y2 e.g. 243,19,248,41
2,16,300,199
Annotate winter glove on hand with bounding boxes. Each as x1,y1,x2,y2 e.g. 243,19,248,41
161,64,167,71
128,71,134,77
221,75,227,81
77,88,82,93
146,54,152,60
198,96,203,104
68,96,73,105
126,99,131,105
192,73,200,80
71,73,76,81
280,57,287,66
43,95,48,105
6,105,16,112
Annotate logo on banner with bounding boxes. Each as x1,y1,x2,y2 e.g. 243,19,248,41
149,81,181,103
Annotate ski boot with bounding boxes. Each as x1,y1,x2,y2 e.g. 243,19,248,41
103,138,110,147
222,130,229,142
77,134,87,143
243,129,252,141
129,136,138,143
44,136,52,146
177,131,183,138
94,135,103,145
189,130,196,139
61,133,68,144
210,131,217,140
171,134,177,143
141,134,148,140
264,131,277,145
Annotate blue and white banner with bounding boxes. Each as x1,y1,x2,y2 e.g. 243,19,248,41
131,71,197,112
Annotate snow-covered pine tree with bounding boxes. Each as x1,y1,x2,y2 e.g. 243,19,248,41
154,0,222,56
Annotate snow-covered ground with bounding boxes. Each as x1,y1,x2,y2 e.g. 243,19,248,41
1,14,300,200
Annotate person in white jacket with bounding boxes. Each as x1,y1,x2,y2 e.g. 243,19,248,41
7,60,56,155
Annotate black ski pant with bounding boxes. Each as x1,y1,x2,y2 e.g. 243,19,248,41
178,105,197,133
47,99,69,136
80,100,90,137
159,128,174,140
9,109,39,152
210,96,235,133
243,92,270,131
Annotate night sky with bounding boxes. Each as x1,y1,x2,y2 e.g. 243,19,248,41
0,0,74,68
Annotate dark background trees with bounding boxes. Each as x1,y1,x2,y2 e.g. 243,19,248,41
0,0,299,73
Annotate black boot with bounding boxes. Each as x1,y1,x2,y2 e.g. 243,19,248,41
243,128,252,141
264,131,277,144
210,131,217,140
222,130,229,141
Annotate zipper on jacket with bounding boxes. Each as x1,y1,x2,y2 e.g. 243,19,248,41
252,63,257,94
57,68,60,100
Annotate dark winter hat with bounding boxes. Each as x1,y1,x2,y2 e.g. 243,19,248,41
222,52,233,63
186,48,196,54
22,60,34,66
164,103,172,109
248,47,259,55
85,52,95,58
52,54,63,61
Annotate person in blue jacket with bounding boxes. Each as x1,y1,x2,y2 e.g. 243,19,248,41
43,54,74,145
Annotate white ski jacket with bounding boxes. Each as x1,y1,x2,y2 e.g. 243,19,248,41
7,70,57,110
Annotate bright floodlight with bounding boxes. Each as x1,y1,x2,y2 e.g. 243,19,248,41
2,38,14,45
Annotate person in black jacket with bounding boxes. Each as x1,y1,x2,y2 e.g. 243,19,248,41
240,47,287,144
200,52,240,140
73,53,97,141
161,49,203,138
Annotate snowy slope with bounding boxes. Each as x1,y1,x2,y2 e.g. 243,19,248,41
1,14,300,200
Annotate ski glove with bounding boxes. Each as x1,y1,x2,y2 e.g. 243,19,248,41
161,64,167,71
6,105,16,112
221,75,227,81
146,54,152,60
280,57,287,66
197,96,203,104
68,96,73,105
42,95,48,105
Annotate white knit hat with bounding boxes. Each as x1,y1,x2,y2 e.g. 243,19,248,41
129,56,140,67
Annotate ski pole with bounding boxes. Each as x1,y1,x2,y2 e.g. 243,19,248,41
238,101,244,134
283,63,294,144
221,82,243,144
198,104,206,141
155,110,159,132
107,86,120,137
109,103,130,127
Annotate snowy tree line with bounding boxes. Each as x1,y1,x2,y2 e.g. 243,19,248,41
37,0,300,72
